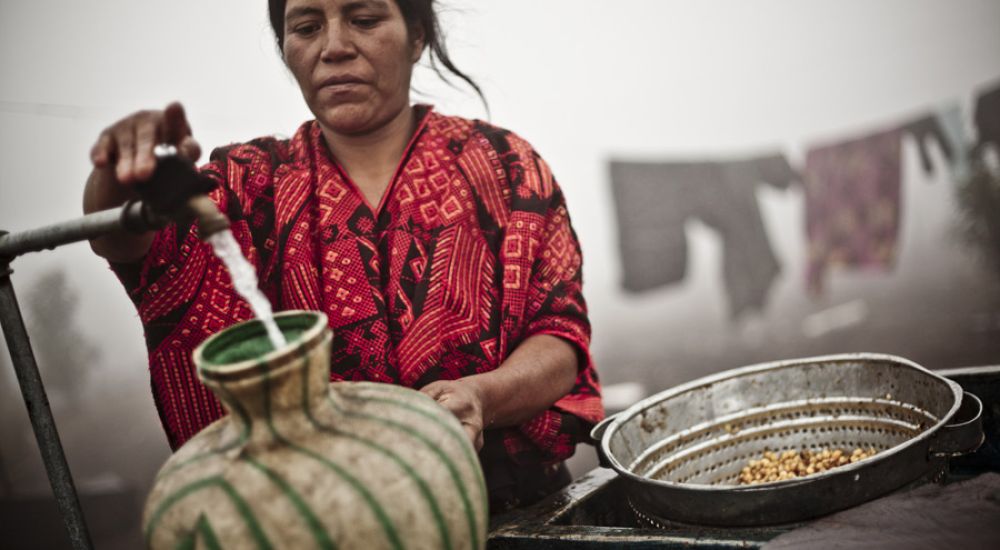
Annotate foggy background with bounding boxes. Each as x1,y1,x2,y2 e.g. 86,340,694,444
2,0,999,547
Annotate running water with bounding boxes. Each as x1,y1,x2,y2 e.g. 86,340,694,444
208,230,287,350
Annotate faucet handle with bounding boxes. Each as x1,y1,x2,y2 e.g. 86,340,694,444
131,149,227,239
136,150,217,217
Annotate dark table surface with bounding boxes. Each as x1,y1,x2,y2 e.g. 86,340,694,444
488,365,1000,549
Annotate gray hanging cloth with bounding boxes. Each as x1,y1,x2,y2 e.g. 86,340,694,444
902,114,954,174
935,103,972,181
610,153,797,318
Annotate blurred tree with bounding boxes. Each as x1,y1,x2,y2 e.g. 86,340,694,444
24,269,98,405
955,146,1000,275
0,268,100,496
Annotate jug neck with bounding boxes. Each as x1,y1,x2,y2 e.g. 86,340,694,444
195,312,333,446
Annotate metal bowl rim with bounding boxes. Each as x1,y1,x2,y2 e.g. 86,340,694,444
599,352,964,492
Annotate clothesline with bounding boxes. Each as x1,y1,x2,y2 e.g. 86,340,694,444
610,82,1000,316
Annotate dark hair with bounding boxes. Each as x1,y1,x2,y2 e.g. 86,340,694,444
268,0,486,108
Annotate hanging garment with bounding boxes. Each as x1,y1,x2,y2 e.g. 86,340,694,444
610,154,797,318
935,103,972,181
974,84,1000,150
803,128,903,295
804,111,968,295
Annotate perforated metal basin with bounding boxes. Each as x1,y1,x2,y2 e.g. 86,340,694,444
592,353,984,526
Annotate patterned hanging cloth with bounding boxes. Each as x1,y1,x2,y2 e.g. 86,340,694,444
803,113,953,295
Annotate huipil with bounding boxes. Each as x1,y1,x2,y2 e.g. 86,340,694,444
111,106,604,499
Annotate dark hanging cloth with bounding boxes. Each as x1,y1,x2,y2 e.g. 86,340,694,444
610,154,797,318
974,84,1000,150
903,114,954,174
935,103,972,181
763,473,1000,550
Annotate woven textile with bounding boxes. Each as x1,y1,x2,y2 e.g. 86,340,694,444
111,106,603,469
803,128,903,294
804,116,956,294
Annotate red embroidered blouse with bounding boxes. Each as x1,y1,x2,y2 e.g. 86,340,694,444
112,106,603,468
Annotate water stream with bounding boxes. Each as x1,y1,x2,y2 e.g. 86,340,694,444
208,230,287,350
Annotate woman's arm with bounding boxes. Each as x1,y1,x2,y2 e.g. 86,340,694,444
420,334,579,450
84,101,201,262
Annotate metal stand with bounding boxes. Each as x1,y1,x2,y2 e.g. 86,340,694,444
0,263,93,550
0,203,158,550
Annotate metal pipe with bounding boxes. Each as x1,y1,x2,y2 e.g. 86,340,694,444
0,202,152,261
0,201,154,550
0,154,225,548
0,268,94,550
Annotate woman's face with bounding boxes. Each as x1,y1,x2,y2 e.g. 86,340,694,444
283,0,423,136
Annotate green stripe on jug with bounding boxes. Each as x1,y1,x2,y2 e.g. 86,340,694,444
244,456,337,550
174,517,222,550
260,354,404,550
196,514,223,550
323,389,484,549
340,386,489,514
296,347,455,550
145,476,273,549
155,380,252,481
342,384,487,493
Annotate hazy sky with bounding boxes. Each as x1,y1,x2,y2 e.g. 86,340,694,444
1,0,999,502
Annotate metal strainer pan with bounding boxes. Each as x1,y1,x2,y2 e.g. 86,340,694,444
591,353,984,526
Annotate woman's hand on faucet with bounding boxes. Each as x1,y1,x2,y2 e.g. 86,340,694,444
84,101,200,261
90,101,201,186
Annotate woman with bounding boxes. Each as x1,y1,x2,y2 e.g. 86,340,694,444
84,0,603,514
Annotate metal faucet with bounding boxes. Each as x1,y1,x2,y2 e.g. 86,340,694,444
129,145,230,239
0,148,229,263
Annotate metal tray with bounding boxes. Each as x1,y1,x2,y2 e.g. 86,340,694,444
591,354,984,526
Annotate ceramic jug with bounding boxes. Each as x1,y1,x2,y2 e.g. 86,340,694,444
142,310,488,549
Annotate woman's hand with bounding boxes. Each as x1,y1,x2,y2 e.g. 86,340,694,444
421,380,487,451
84,101,201,261
90,101,201,186
420,335,578,452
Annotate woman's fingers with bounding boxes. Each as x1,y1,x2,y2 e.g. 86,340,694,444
91,102,195,185
114,120,138,183
463,423,484,451
178,135,202,163
163,102,192,144
420,381,446,400
90,131,115,167
420,380,485,448
133,115,160,181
